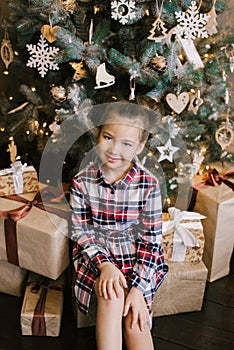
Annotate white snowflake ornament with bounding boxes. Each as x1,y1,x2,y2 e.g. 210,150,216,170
26,35,60,78
111,0,136,25
175,1,210,41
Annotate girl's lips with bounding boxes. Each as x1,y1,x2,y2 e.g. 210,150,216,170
106,154,121,162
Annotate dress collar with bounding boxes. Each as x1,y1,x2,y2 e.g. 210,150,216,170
96,162,138,190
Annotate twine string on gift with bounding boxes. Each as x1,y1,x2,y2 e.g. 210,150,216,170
0,190,69,266
29,278,63,336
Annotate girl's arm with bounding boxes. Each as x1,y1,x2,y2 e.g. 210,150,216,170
69,178,112,269
128,181,168,294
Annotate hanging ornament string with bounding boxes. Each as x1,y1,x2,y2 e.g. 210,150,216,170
222,70,229,105
197,0,203,11
148,0,167,43
89,18,94,44
89,3,94,45
153,0,165,20
0,25,14,72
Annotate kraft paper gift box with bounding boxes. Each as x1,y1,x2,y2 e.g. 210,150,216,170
21,272,64,336
152,261,208,317
0,161,39,196
0,259,28,297
162,207,206,263
189,168,234,282
0,190,69,280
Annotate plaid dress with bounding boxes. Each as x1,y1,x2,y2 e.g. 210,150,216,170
70,161,168,317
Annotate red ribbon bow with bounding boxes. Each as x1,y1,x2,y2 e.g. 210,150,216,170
0,189,69,266
203,168,234,191
28,278,63,336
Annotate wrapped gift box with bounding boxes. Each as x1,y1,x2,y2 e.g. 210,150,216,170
0,190,69,280
0,162,39,196
152,261,208,317
21,272,64,336
162,207,206,263
0,259,28,297
189,170,234,282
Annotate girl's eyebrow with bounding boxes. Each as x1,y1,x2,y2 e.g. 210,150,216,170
102,131,113,137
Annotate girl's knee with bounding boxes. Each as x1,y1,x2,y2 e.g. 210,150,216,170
94,278,125,313
123,315,136,337
123,313,150,338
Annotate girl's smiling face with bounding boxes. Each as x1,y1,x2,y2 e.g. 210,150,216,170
97,114,146,182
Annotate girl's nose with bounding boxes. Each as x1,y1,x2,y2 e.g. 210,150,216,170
108,140,120,154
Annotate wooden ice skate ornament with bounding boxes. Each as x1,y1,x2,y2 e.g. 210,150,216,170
94,63,115,89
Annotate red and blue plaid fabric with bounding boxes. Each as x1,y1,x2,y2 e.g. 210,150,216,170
70,161,168,315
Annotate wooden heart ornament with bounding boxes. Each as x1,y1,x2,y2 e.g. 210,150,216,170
41,25,59,43
166,92,190,114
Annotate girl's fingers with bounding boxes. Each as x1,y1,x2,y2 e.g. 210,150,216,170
139,311,147,331
100,280,108,299
113,280,120,298
119,274,128,289
130,307,138,329
123,299,130,316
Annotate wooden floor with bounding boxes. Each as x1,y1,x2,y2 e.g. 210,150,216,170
0,269,233,350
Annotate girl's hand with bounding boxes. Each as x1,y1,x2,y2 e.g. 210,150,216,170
123,286,149,331
98,262,127,300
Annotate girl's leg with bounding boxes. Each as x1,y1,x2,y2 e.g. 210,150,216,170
94,278,125,350
123,310,154,350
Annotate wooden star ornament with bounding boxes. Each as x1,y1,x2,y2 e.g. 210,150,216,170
157,138,179,162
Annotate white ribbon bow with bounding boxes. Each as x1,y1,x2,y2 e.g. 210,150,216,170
0,161,34,194
162,207,206,261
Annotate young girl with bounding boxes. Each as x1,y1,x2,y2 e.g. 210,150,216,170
70,101,168,350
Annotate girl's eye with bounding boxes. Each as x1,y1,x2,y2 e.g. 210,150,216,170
123,142,133,147
103,135,112,141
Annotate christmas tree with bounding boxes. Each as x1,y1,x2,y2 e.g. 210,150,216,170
0,0,233,209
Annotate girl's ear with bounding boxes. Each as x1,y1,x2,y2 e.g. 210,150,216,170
136,140,146,155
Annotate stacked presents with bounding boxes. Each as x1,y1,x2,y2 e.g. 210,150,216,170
188,163,234,282
153,207,208,317
0,139,70,337
154,161,234,316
